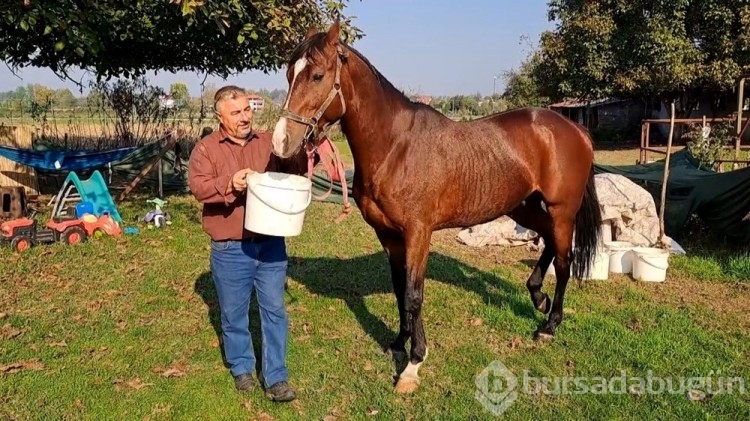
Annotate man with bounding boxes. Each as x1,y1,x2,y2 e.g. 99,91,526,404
188,85,300,402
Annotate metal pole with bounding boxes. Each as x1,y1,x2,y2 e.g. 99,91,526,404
158,158,163,198
735,77,745,170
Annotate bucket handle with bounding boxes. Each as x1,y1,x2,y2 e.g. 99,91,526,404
247,183,312,215
636,253,669,271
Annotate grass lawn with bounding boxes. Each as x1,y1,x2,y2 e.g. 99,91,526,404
1,144,749,420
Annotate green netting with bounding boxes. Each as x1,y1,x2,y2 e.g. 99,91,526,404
107,141,190,195
594,149,750,242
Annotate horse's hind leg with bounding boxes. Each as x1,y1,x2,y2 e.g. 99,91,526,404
535,203,576,340
509,196,555,314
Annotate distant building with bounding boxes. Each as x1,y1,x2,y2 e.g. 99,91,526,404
159,94,176,110
248,94,265,111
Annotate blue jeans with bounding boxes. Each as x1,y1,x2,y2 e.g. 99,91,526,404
209,236,289,387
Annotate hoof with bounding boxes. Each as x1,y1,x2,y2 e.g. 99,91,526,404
394,376,420,394
534,328,555,342
536,294,551,314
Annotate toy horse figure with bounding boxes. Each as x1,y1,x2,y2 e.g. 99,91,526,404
272,23,602,394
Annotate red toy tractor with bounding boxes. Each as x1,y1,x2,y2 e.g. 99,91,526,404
1,207,121,253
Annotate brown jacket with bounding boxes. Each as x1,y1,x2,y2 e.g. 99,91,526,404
188,127,308,241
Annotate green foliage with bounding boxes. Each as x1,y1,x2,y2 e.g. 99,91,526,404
501,45,550,109
536,0,750,115
682,122,734,170
0,1,363,81
169,82,189,107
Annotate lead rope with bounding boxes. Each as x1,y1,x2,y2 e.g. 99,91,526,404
306,137,352,222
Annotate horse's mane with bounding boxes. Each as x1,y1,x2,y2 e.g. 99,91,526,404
289,32,428,111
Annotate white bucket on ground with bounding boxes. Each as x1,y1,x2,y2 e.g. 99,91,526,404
244,171,312,237
544,249,609,280
604,241,635,274
631,247,669,282
582,249,610,280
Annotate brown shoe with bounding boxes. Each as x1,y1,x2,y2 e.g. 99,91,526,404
265,381,297,402
234,373,256,391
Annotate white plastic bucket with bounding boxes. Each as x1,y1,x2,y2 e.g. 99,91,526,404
604,241,635,274
244,171,312,237
543,250,609,280
631,247,669,282
582,249,610,280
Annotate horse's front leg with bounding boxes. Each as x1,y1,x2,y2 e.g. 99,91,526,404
374,228,408,354
394,224,432,394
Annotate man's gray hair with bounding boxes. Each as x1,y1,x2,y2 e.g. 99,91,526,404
213,85,248,113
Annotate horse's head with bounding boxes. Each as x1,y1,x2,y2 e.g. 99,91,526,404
272,22,348,159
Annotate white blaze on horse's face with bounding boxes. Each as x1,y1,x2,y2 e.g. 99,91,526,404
272,56,308,156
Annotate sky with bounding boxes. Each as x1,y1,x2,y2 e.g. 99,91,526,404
0,0,556,98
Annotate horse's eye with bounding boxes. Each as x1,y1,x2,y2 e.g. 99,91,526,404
313,73,324,82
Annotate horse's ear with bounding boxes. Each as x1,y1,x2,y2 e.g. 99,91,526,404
325,21,341,46
305,27,318,40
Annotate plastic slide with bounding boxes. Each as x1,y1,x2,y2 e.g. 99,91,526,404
59,170,123,223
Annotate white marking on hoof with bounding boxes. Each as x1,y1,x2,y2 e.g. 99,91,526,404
536,332,554,342
395,376,420,394
395,348,428,394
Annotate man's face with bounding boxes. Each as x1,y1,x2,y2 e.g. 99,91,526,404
216,96,254,139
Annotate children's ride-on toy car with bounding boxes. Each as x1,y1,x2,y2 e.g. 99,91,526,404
1,207,121,253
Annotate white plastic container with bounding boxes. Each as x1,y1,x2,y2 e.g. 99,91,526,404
244,171,312,237
631,247,669,282
544,249,609,280
583,249,610,280
604,241,635,274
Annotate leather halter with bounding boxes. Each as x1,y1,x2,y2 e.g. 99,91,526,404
279,45,348,147
279,44,352,222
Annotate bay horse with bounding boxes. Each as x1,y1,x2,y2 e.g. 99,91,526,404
271,22,602,394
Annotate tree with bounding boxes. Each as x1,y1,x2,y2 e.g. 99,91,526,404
501,48,550,109
52,88,76,108
535,0,750,116
0,1,363,82
170,82,189,106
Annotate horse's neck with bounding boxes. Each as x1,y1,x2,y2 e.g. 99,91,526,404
339,67,413,178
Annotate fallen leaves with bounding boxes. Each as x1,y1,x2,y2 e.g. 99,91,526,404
152,363,187,379
0,323,25,340
0,360,45,374
113,377,152,391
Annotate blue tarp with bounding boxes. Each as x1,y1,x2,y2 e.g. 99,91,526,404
0,145,139,171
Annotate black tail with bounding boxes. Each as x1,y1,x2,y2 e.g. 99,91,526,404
571,168,602,280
